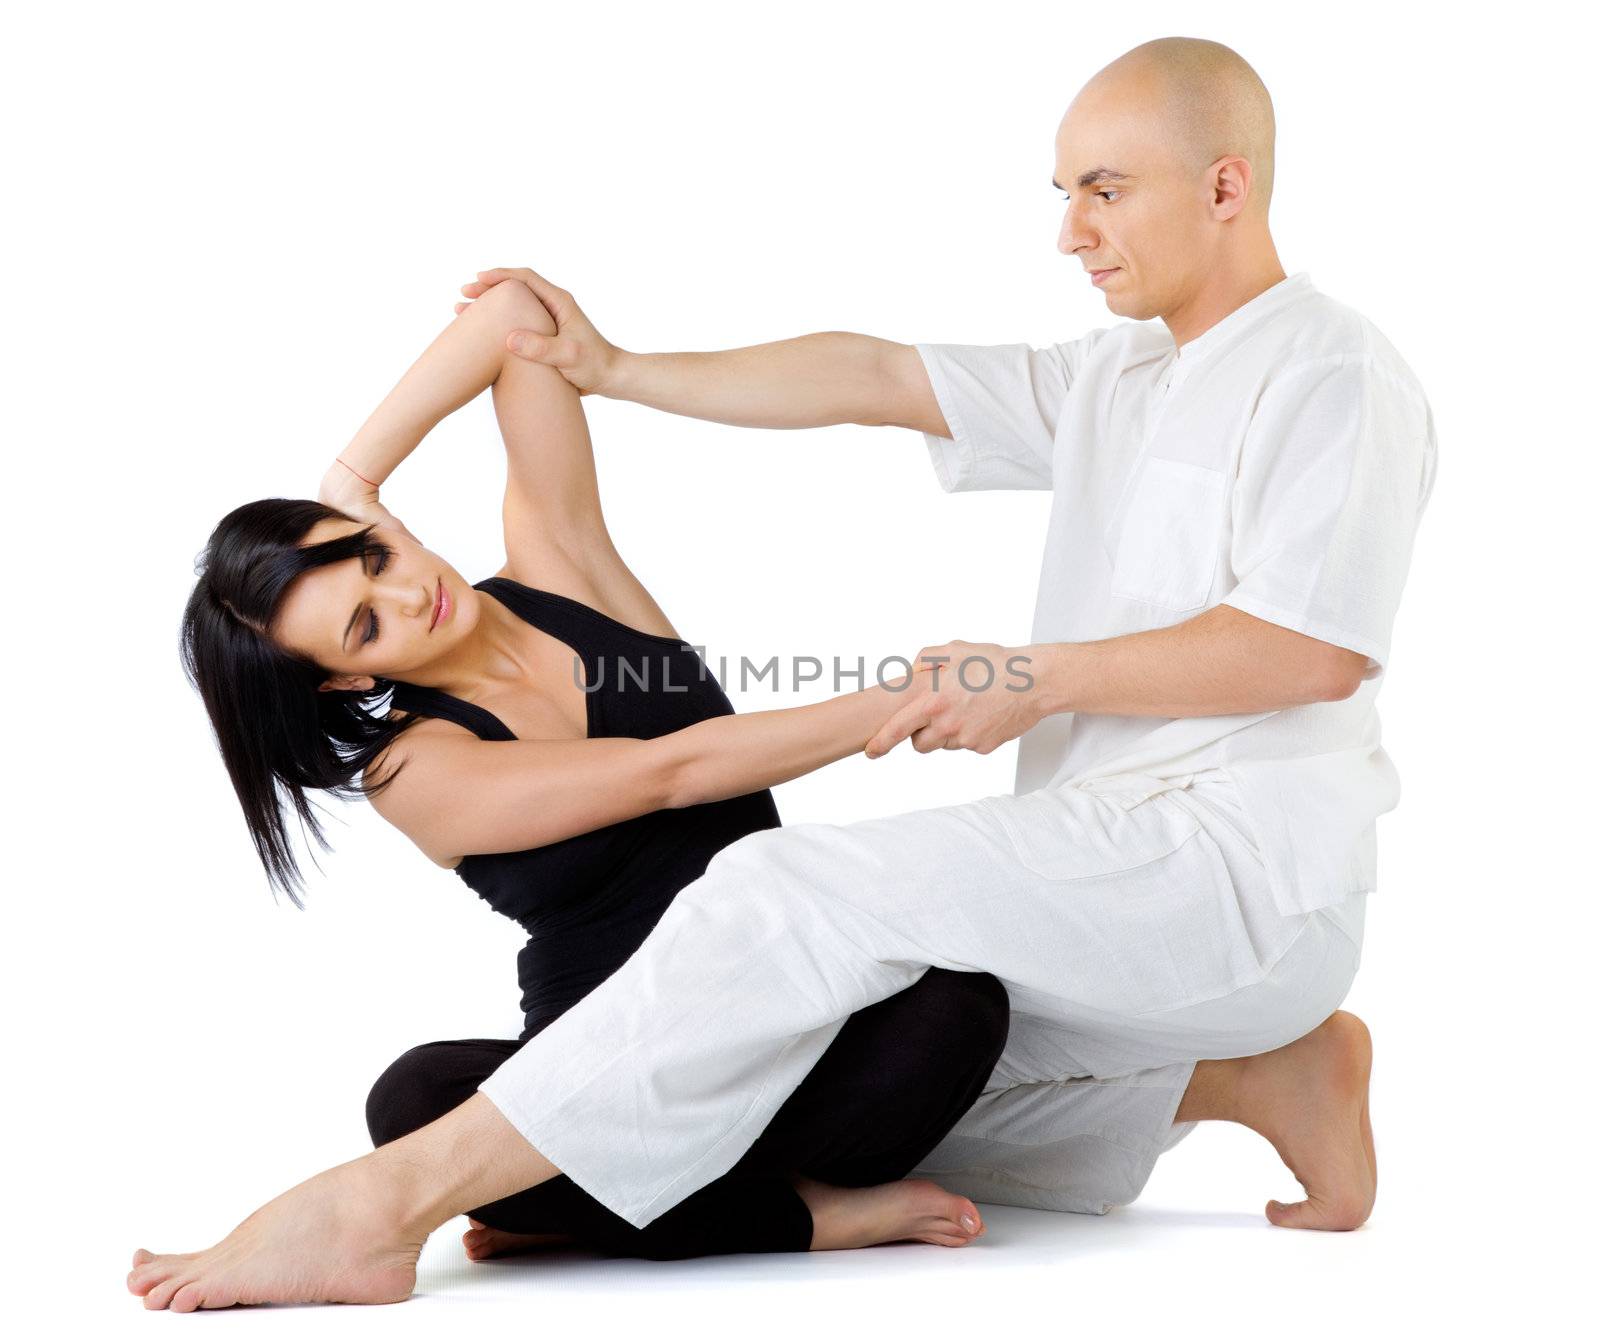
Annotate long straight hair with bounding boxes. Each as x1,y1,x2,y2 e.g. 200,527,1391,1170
179,497,429,908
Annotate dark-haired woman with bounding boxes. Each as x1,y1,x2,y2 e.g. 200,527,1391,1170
178,271,1009,1261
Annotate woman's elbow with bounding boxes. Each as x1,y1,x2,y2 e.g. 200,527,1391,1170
468,276,557,339
654,740,707,811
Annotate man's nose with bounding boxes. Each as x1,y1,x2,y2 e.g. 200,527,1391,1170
1057,203,1094,256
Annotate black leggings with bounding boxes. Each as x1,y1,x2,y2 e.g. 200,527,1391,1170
366,967,1009,1261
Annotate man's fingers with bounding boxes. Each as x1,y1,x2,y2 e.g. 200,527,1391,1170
505,330,546,360
506,331,577,367
865,701,935,759
479,267,574,320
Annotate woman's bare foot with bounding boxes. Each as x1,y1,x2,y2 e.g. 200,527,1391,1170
1230,1010,1377,1230
462,1217,576,1260
126,1157,426,1311
793,1177,985,1249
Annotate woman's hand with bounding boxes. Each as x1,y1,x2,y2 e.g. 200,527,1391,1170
317,461,422,546
864,641,1043,759
457,267,626,397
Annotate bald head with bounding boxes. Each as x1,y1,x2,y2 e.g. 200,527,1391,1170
1052,38,1284,330
1078,37,1275,216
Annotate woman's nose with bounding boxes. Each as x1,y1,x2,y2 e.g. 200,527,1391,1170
378,575,433,621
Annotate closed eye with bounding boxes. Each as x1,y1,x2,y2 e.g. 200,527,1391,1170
361,545,393,645
1060,189,1120,204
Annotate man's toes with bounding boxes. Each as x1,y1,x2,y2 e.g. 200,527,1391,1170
1266,1196,1365,1231
130,1248,155,1268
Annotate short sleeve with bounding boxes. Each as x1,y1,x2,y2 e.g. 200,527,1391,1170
1220,353,1438,677
914,331,1109,492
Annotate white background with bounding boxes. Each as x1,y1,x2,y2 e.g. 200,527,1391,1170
5,1,1594,1332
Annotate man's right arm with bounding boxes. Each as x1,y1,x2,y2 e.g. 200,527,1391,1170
462,266,950,438
611,332,952,436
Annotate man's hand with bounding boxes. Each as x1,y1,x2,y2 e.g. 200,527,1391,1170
458,267,625,397
865,640,1043,759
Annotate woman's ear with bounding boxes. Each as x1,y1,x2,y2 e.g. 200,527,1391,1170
319,675,377,694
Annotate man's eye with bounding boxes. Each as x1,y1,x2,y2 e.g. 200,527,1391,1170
1059,190,1120,203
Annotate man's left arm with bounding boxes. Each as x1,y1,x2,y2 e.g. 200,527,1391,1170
866,352,1438,759
864,608,1366,757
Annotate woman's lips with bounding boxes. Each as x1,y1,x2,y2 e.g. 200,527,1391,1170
430,578,450,630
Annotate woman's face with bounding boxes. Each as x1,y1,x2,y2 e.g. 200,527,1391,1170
270,516,479,693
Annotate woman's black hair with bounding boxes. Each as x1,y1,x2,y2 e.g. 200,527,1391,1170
179,497,430,908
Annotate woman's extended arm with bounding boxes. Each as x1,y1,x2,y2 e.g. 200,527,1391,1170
371,673,929,863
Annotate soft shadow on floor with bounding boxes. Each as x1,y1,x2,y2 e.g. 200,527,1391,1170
410,1201,1268,1297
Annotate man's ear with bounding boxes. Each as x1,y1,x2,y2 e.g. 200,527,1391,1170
319,675,377,694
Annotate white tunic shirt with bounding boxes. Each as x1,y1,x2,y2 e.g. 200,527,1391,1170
915,271,1439,915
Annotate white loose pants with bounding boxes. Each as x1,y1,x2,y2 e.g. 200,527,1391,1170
479,770,1366,1228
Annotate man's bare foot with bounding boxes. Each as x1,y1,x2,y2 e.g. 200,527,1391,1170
1230,1010,1377,1230
462,1217,576,1260
793,1177,985,1249
126,1157,426,1311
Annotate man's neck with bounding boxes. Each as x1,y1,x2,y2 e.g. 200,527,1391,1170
1165,255,1288,351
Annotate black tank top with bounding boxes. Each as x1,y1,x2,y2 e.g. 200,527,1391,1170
386,576,781,1041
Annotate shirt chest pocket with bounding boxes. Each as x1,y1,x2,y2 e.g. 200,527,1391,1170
1108,456,1227,612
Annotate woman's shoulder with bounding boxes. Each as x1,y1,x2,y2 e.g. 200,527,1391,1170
368,711,472,869
491,551,683,643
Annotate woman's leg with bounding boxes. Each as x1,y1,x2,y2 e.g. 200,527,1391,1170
367,1038,812,1260
364,968,1008,1261
742,966,1011,1186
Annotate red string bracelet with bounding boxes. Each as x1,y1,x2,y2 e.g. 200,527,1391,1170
336,457,380,488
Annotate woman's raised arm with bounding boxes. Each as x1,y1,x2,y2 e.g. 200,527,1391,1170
322,279,605,553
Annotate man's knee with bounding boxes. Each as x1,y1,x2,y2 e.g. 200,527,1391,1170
701,825,790,876
688,826,816,916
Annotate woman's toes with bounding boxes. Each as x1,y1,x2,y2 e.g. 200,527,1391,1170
143,1273,189,1311
169,1282,206,1314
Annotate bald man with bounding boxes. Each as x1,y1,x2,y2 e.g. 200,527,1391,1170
129,37,1437,1308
